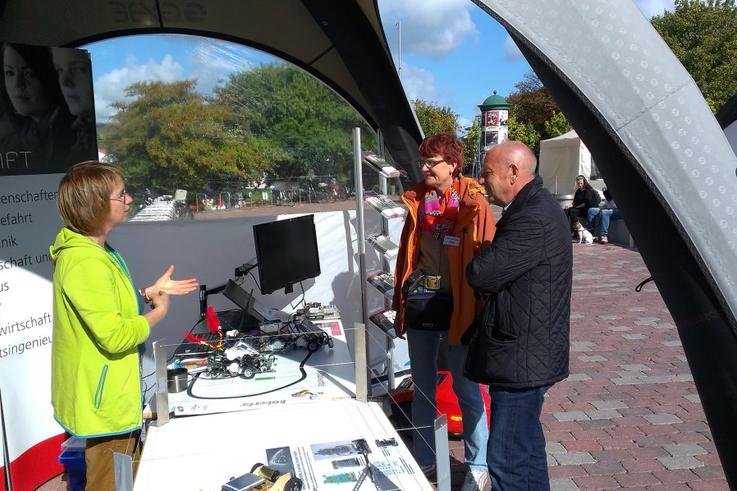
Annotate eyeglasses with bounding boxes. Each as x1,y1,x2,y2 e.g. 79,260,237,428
110,189,129,202
417,158,446,169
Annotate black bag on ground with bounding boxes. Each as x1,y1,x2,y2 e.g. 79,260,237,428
404,290,453,331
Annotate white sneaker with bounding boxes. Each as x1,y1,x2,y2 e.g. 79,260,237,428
460,468,489,491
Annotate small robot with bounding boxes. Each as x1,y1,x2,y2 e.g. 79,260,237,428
222,463,302,491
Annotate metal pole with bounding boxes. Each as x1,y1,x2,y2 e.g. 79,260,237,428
396,21,402,78
0,386,13,491
152,340,169,427
434,415,451,491
354,322,368,402
353,127,370,395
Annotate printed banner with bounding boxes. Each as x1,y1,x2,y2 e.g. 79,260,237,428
0,43,97,490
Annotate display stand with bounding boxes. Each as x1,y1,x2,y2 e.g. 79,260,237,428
353,128,404,395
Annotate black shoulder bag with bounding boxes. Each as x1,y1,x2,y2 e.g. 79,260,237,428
403,271,453,331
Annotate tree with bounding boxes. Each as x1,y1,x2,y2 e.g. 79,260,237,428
651,0,737,112
508,115,540,152
214,64,376,180
461,117,481,172
101,80,279,195
506,71,571,152
543,111,572,138
413,99,459,136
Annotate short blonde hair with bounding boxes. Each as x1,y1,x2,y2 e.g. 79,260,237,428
57,161,124,235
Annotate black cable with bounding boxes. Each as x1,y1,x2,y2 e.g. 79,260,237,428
635,276,654,292
185,350,312,400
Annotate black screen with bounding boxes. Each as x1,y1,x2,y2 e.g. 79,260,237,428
253,214,321,294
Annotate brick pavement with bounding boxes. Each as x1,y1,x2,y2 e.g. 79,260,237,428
441,242,728,490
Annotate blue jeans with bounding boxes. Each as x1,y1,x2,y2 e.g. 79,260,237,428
586,207,601,230
488,385,550,490
598,208,620,236
407,329,488,470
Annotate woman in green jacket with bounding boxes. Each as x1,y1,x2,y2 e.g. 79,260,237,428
50,161,197,490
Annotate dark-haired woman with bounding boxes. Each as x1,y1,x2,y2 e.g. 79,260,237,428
564,174,598,231
3,43,73,171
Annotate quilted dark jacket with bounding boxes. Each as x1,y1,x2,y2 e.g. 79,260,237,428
466,176,572,389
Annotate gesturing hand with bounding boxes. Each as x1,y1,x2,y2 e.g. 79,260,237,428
147,265,198,298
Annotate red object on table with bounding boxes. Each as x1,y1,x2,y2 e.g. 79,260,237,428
205,305,220,333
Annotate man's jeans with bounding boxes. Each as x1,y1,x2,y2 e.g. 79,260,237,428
587,207,620,236
407,329,488,470
488,385,550,490
599,208,620,236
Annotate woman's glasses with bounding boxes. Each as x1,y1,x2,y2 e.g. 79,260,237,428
110,189,130,202
417,158,446,169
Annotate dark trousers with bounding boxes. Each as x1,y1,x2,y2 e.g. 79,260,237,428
565,207,586,229
487,385,550,490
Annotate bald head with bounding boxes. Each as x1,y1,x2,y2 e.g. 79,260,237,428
480,140,537,206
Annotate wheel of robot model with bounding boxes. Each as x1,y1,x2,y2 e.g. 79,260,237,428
243,367,256,379
307,340,319,352
284,477,303,491
327,335,334,348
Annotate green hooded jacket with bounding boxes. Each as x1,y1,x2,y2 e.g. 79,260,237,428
50,227,150,437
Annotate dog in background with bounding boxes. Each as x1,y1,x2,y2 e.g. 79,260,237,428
572,219,594,244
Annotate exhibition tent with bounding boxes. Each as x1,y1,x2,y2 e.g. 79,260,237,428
475,0,737,484
538,130,592,195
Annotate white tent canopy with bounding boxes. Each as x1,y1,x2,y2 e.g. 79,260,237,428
538,130,592,196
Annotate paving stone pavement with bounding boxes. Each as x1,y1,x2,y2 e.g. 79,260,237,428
442,243,728,490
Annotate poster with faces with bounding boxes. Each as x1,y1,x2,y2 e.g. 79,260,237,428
1,44,97,176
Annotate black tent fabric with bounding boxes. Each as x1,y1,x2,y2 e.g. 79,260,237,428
472,0,737,485
0,0,423,179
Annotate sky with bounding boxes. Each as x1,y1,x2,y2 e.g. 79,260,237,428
84,0,676,128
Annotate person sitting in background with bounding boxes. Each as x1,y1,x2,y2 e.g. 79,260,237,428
586,187,620,244
563,175,598,232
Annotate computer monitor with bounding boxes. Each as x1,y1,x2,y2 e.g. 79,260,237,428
253,214,321,294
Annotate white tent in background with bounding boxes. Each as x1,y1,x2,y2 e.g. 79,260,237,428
538,129,593,196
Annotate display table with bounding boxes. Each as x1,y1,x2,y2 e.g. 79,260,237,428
165,318,356,416
135,399,432,491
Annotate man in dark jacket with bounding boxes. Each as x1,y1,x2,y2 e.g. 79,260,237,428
466,141,572,490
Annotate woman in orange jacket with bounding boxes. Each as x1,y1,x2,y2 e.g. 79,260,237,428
392,133,496,490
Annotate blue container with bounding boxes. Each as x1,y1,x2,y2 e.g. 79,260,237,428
58,448,86,491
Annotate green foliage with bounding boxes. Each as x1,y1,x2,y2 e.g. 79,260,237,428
214,64,376,180
462,117,481,172
101,80,279,195
543,111,572,138
508,115,540,152
652,0,737,111
507,72,559,139
413,99,459,136
505,71,572,153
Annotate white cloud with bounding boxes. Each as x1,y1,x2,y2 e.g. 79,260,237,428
94,54,184,121
400,64,439,102
380,0,478,57
189,39,255,94
503,35,523,61
634,0,675,18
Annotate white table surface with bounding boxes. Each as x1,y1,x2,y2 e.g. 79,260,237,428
135,399,432,491
166,318,357,416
